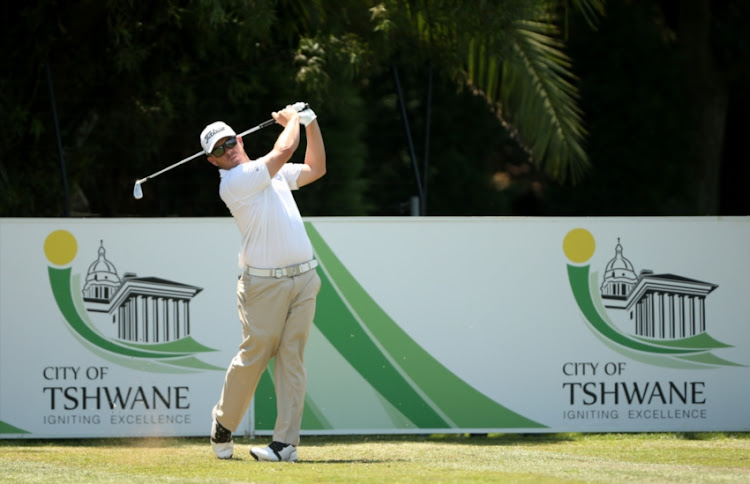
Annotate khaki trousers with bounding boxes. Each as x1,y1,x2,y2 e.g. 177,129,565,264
213,268,321,446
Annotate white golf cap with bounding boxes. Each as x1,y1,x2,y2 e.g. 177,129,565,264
200,121,237,154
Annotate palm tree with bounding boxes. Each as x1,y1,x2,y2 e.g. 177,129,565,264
368,0,605,185
286,1,604,215
2,0,605,216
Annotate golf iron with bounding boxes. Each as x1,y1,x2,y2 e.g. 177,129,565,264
133,103,308,199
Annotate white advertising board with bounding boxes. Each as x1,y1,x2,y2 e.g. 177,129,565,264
1,217,748,438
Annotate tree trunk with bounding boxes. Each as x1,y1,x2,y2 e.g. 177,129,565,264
678,0,729,215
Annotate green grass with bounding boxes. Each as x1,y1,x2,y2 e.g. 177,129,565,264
1,433,749,483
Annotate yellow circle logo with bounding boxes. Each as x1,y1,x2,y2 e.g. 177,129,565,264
563,228,595,264
44,230,78,266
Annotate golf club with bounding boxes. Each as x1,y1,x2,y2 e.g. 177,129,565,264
133,103,308,199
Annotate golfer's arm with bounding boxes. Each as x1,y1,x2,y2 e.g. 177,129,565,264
264,114,300,178
296,120,326,187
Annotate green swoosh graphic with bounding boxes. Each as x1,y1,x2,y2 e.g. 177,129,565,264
120,338,216,354
50,267,188,358
49,267,222,371
306,222,545,429
631,333,731,350
568,264,703,355
313,263,449,428
0,420,30,434
255,362,333,431
568,264,742,367
79,338,221,373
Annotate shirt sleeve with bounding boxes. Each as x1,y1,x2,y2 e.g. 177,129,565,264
280,163,304,190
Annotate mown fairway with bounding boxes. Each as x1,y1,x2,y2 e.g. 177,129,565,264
1,433,749,483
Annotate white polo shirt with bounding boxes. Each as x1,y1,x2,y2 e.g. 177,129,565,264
218,158,313,269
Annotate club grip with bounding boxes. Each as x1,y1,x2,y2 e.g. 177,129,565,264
292,102,309,112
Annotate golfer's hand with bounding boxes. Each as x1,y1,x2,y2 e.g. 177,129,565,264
292,102,317,126
272,106,300,128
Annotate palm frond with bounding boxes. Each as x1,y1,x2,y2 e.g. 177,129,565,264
569,0,606,29
467,18,590,183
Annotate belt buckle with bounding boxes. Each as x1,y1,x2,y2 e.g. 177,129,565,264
274,268,283,278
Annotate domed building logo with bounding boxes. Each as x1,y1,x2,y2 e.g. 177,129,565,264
599,239,718,340
562,228,741,368
44,230,222,373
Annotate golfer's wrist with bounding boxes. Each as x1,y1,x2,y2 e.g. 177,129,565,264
299,108,317,126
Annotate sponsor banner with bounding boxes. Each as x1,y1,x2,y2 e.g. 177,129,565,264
1,219,238,438
1,217,748,438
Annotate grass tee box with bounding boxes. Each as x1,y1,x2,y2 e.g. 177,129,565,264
1,217,749,438
1,433,749,483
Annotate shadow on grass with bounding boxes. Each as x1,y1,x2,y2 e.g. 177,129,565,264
629,432,750,441
0,437,200,449
210,455,396,464
0,433,574,450
294,432,579,448
296,458,396,464
2,432,747,450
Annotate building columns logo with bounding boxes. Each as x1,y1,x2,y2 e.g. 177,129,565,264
44,230,222,373
563,228,741,369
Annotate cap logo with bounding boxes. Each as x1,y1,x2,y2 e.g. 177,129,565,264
204,126,227,145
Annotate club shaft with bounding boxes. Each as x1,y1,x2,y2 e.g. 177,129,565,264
137,118,276,184
238,118,276,137
137,152,203,183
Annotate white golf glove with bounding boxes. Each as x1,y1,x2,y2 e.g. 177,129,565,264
291,102,317,126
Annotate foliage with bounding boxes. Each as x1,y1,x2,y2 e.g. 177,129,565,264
0,0,603,217
544,0,720,215
367,1,601,183
3,1,749,217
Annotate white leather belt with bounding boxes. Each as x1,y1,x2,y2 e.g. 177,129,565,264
245,260,318,278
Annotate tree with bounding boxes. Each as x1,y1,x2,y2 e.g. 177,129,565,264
2,0,370,217
3,0,605,217
363,0,604,185
541,0,750,216
285,0,604,214
661,0,750,214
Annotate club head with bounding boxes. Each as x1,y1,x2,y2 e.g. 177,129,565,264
133,181,143,200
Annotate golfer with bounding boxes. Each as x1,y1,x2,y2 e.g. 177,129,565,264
201,103,325,462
